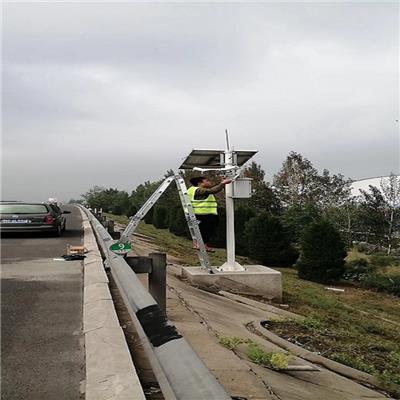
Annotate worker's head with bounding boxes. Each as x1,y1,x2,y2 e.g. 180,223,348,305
189,176,212,188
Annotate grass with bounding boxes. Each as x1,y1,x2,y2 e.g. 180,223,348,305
218,336,245,350
218,336,290,370
273,267,400,396
247,342,290,369
105,212,400,396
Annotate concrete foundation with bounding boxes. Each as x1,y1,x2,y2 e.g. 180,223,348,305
181,265,282,302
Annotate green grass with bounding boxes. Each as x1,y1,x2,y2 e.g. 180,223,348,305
274,267,400,396
218,336,291,370
218,336,245,350
247,342,290,370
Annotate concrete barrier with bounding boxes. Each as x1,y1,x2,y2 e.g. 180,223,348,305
80,209,145,400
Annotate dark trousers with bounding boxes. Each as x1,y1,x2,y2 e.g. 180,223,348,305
196,214,219,244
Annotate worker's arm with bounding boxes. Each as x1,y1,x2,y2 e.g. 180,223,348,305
194,179,231,199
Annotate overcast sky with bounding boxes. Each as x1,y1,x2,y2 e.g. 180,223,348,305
2,2,399,202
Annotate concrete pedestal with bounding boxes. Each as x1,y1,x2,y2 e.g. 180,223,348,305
181,265,282,302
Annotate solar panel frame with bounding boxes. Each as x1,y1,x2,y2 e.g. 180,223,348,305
179,149,257,169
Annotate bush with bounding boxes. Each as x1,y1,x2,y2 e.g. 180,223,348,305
208,208,227,248
245,213,298,267
153,205,169,229
168,206,190,238
282,203,321,243
126,204,138,218
344,258,377,281
296,219,346,283
369,254,399,267
143,207,154,224
235,206,256,256
361,273,400,296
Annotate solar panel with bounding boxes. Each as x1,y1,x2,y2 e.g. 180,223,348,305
179,149,257,170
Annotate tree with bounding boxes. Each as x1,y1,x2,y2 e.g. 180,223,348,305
245,213,298,267
153,205,169,229
242,162,281,214
208,208,227,248
380,174,400,254
273,152,351,210
81,186,107,210
319,169,352,210
282,203,321,243
358,185,388,245
235,206,256,255
273,152,320,207
296,219,346,283
325,197,360,247
168,206,190,238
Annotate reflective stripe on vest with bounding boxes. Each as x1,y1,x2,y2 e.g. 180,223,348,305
187,186,218,215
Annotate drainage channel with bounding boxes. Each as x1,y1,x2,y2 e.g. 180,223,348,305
108,272,164,400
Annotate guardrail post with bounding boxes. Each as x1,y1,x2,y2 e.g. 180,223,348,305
149,253,167,314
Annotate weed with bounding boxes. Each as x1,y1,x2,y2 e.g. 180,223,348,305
247,342,290,370
330,352,377,374
369,255,399,268
361,273,400,296
377,351,400,397
297,314,326,330
218,336,245,350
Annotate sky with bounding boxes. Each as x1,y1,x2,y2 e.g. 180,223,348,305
2,1,399,202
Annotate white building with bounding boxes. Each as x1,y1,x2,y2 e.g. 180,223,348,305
351,175,399,197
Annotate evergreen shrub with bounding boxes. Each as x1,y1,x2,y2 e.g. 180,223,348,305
245,213,298,267
296,219,346,282
153,205,169,229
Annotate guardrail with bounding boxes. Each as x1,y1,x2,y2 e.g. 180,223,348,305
81,207,231,400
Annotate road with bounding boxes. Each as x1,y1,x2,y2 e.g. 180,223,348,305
1,205,84,400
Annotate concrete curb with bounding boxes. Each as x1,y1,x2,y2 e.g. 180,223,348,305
249,321,385,391
79,209,146,400
219,290,392,393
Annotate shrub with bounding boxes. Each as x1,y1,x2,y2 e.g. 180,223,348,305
168,206,190,238
245,213,298,267
235,206,256,256
296,219,346,283
208,208,227,248
369,254,399,267
143,207,154,224
353,241,372,254
153,205,169,229
126,204,138,218
344,258,377,281
361,273,400,296
282,203,321,243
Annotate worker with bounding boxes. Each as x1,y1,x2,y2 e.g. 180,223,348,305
187,176,232,252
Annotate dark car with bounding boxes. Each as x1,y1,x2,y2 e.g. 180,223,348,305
0,202,71,236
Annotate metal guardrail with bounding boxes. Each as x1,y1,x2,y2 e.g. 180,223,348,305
82,207,231,400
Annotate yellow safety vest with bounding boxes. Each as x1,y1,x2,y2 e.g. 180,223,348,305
187,186,218,215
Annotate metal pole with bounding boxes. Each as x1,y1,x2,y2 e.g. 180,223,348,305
225,150,235,266
149,253,167,314
220,151,245,272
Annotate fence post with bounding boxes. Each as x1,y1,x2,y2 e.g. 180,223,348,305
149,253,167,314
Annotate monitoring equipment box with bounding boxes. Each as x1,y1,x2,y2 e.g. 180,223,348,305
231,178,252,199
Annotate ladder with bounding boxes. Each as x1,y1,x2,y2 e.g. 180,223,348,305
118,175,217,274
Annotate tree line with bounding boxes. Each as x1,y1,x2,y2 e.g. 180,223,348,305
73,151,400,284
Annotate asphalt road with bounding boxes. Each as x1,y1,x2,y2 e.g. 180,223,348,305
1,204,84,400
